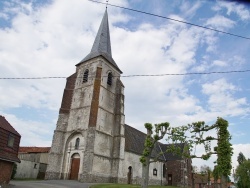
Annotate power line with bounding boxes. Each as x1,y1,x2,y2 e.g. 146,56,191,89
88,0,250,40
1,69,250,80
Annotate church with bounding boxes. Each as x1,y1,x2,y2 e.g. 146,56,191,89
45,10,192,186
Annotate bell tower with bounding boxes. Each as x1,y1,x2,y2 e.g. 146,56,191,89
46,10,125,182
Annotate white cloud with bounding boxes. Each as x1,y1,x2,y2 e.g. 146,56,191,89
213,1,250,21
212,60,228,67
206,15,235,30
180,0,202,18
202,79,249,116
0,12,9,20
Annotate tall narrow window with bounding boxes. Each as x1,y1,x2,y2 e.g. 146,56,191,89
107,72,112,86
128,166,132,184
163,163,166,178
83,69,89,83
75,138,80,149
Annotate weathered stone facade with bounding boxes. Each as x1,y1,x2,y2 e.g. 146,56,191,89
46,56,126,183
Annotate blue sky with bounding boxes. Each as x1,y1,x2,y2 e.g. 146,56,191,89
0,0,250,171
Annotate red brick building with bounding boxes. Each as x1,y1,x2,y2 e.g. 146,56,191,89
0,115,21,185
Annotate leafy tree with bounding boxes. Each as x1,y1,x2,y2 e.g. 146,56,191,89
235,153,250,188
237,152,246,165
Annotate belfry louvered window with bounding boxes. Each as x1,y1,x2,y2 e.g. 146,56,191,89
75,138,80,149
107,72,112,86
83,69,89,83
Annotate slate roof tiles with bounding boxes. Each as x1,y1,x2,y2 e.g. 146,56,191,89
124,124,185,161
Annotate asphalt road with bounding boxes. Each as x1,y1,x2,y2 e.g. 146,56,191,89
7,180,96,188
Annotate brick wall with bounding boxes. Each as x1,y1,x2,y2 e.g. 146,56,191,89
0,160,13,184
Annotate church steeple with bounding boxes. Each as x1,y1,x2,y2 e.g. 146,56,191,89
78,10,122,73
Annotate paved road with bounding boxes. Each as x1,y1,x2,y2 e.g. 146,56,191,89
7,180,96,188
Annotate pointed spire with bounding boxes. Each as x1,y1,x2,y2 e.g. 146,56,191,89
78,10,122,73
91,9,111,56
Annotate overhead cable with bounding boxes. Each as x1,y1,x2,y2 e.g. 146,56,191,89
88,0,250,40
1,69,250,80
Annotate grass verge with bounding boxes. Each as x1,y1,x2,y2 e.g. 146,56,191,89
90,184,178,188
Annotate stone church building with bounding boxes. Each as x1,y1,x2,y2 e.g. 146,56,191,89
45,10,192,186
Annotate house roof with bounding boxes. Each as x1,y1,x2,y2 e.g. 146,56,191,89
0,115,20,136
124,124,185,161
77,10,122,73
19,147,51,153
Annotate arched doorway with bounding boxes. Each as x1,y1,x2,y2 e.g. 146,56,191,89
69,153,80,180
127,166,132,184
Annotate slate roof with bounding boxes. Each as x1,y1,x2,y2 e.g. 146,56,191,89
159,142,184,161
124,124,185,161
77,10,122,73
19,147,51,153
0,115,20,136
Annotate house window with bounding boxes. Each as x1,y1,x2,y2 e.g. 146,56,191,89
7,134,15,148
83,69,89,83
107,72,112,86
75,138,80,149
34,164,37,169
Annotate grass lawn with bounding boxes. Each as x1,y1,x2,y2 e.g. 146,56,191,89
90,184,178,188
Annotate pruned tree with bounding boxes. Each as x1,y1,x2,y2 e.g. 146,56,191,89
140,122,170,188
139,117,233,188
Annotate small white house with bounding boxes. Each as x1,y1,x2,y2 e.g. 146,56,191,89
16,147,50,179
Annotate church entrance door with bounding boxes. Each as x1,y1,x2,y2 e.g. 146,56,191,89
70,157,80,180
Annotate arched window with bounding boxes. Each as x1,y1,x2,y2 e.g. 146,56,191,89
75,138,80,149
83,69,89,83
128,166,132,184
107,72,112,86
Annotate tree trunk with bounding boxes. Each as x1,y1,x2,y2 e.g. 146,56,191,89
141,157,150,188
221,175,227,188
